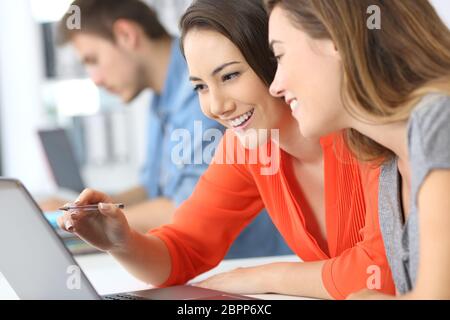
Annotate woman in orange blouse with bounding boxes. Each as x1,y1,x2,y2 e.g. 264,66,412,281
58,0,394,299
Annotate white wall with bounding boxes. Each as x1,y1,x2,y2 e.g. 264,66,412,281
431,0,450,26
0,0,53,194
144,0,192,35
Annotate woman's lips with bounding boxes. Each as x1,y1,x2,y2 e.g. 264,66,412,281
230,108,255,131
289,99,299,112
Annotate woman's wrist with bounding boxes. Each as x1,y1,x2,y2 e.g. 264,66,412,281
109,228,136,255
254,263,283,294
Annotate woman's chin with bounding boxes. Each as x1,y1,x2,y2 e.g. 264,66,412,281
299,124,327,140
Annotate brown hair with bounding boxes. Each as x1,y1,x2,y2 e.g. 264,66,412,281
179,0,277,87
58,0,169,44
266,0,450,162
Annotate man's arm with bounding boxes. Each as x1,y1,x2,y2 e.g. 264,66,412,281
111,185,149,206
112,185,176,234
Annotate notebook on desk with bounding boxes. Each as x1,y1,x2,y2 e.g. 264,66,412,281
0,178,256,300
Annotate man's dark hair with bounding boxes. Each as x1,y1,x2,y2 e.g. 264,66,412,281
58,0,170,44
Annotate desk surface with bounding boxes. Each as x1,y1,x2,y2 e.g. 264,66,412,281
0,253,313,300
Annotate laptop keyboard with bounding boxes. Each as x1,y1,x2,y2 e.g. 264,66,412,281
103,293,146,300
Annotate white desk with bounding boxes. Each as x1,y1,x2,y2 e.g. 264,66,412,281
0,253,313,300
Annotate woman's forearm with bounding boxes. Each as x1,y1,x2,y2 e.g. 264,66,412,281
108,233,332,299
262,261,331,299
109,230,172,286
124,198,176,234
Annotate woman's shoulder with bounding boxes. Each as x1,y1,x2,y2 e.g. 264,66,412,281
410,93,450,125
408,92,450,173
409,93,450,137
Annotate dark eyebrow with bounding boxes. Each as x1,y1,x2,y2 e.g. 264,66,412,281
212,61,240,76
189,61,241,82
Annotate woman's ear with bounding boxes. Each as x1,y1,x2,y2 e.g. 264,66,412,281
313,38,341,61
333,42,341,61
325,39,341,61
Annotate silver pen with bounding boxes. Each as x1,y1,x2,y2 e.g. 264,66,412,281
58,203,125,212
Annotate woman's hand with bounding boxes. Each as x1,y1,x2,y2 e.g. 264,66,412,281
195,261,331,299
194,266,267,295
57,188,132,252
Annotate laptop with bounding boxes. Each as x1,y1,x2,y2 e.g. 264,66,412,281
37,128,85,195
0,178,255,300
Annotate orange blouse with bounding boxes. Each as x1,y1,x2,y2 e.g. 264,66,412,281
149,130,395,299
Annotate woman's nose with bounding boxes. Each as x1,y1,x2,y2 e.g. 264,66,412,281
269,68,285,98
209,91,235,118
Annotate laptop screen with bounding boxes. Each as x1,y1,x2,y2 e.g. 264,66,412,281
38,128,85,193
0,179,98,299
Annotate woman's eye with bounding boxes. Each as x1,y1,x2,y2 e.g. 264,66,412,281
193,84,207,92
274,54,284,63
222,72,240,82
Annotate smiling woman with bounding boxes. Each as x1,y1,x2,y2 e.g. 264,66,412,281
180,0,285,149
265,0,450,299
57,0,396,300
182,28,287,149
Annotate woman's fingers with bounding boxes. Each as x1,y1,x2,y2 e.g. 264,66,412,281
98,203,122,218
57,212,75,233
75,188,112,206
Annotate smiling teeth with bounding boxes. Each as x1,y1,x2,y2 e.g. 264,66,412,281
290,100,299,111
230,110,254,127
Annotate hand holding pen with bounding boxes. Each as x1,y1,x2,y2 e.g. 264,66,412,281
57,189,132,252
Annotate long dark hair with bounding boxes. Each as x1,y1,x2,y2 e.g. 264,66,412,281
180,0,276,87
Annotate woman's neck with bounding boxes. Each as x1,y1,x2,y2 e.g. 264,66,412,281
142,37,173,94
351,118,409,165
276,110,323,165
